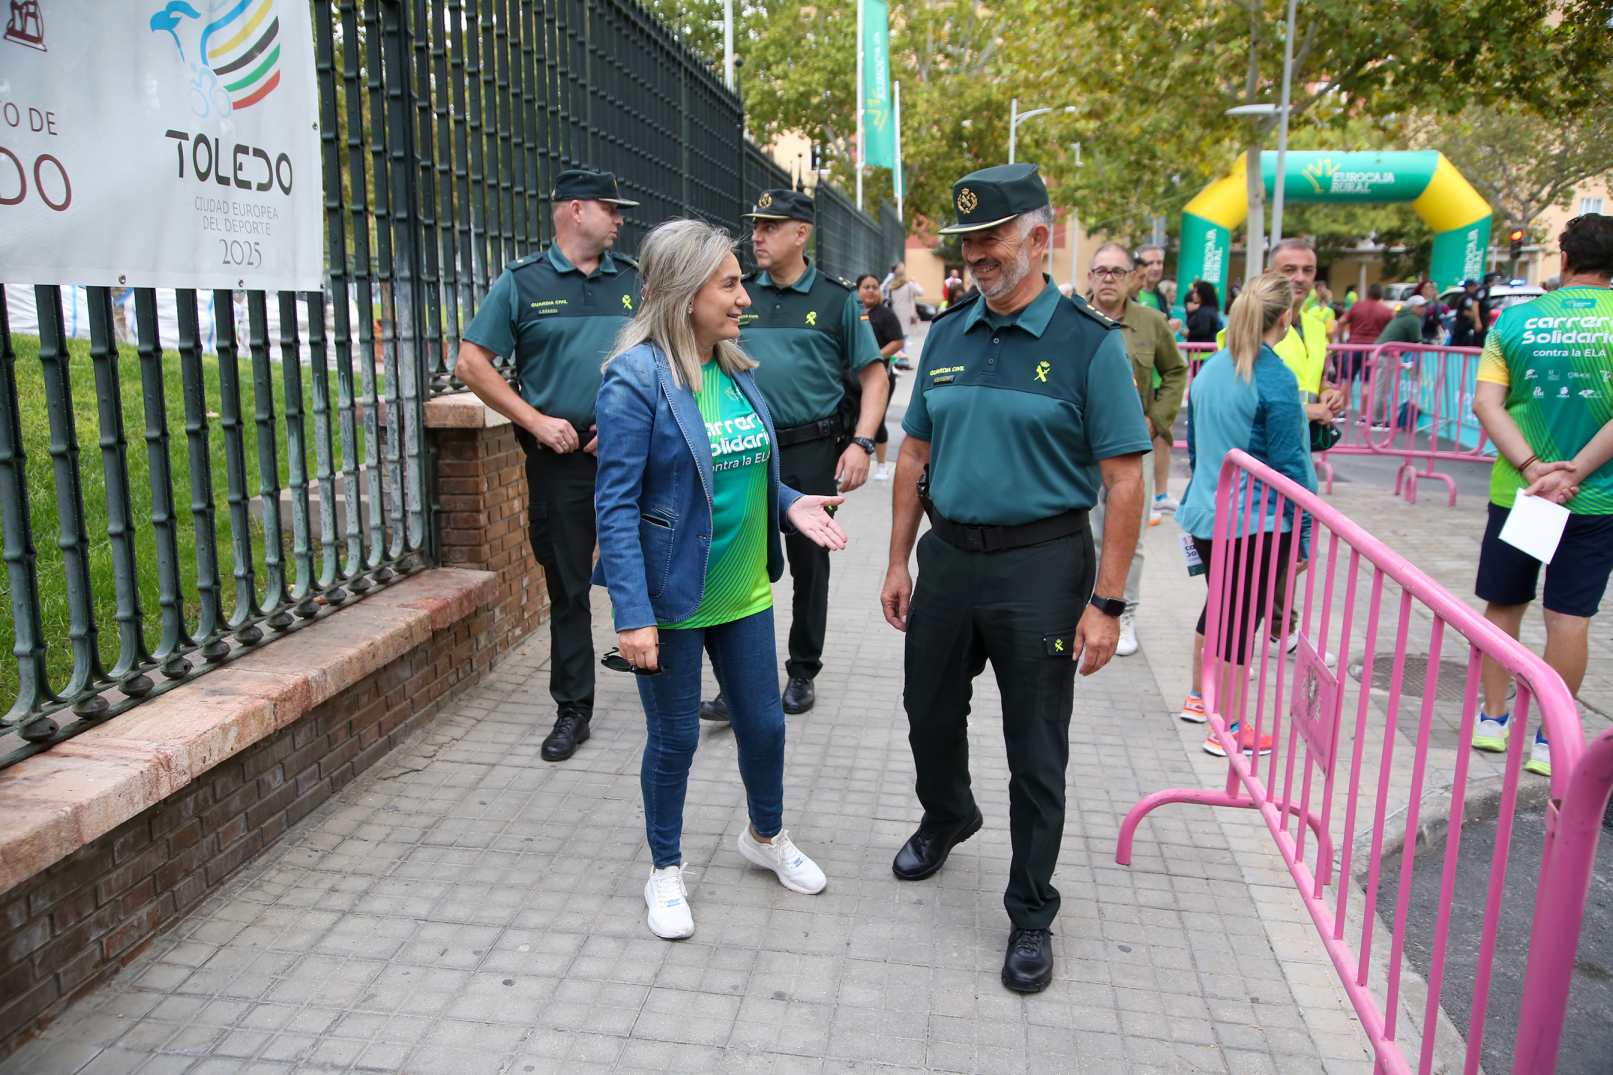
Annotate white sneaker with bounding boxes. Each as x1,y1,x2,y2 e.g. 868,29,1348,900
873,463,891,481
737,828,827,894
644,865,694,939
1115,610,1138,657
1153,493,1179,513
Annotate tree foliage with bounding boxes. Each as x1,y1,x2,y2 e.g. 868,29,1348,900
647,0,1613,248
1412,94,1613,240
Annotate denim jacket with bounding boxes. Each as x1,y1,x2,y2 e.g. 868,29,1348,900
592,342,801,631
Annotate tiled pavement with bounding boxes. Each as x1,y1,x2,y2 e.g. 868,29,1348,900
14,380,1569,1074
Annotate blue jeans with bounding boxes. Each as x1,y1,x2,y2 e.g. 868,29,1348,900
637,608,785,867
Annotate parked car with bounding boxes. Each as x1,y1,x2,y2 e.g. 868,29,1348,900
1439,283,1545,327
1385,282,1421,309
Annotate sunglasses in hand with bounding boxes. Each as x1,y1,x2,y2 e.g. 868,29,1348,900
601,647,660,676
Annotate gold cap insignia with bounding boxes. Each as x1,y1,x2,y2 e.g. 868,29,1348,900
957,188,978,213
757,192,774,209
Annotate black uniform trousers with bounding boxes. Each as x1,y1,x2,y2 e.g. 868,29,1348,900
778,435,840,681
903,526,1095,929
515,428,596,716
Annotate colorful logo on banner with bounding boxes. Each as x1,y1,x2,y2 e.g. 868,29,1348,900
4,1,47,50
149,0,284,115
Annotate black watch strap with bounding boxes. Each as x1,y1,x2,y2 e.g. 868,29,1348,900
1089,594,1126,618
851,436,876,454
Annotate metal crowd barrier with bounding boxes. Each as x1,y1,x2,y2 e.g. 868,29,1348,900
1174,341,1493,505
1117,449,1612,1073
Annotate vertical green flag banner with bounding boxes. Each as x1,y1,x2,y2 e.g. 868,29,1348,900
861,0,895,169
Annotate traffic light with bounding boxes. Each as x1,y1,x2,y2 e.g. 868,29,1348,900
1509,229,1525,259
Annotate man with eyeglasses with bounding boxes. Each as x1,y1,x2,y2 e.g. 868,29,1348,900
1087,242,1187,657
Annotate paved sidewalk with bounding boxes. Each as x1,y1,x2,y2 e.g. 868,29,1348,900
6,379,1395,1075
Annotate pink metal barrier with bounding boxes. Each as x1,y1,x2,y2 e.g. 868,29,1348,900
1313,343,1491,506
1176,342,1491,504
1116,449,1613,1074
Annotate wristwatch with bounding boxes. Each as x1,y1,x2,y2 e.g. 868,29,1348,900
850,436,876,455
1089,594,1125,618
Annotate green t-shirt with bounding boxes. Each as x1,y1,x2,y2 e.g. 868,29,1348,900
1480,286,1613,514
660,364,774,629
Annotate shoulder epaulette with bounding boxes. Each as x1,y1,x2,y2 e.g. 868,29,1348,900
611,252,639,269
1065,292,1119,329
819,273,854,292
742,270,758,282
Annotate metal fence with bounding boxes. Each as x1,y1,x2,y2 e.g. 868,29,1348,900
0,0,889,768
814,182,888,283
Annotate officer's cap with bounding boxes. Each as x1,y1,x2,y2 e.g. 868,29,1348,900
743,188,815,224
938,163,1049,235
551,167,640,207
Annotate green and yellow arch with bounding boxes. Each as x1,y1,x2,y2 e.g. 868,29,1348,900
1177,151,1492,301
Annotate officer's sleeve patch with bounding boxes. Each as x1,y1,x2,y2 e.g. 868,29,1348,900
1042,631,1077,658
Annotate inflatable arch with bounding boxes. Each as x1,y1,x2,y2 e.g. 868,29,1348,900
1176,150,1492,302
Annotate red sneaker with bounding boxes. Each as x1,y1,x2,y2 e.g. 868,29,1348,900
1203,721,1274,758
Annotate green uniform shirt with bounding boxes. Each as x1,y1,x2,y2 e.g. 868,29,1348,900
740,259,883,428
660,364,774,629
1479,286,1613,514
904,280,1153,525
462,245,640,425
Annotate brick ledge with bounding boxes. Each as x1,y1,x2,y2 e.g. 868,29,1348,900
0,568,497,898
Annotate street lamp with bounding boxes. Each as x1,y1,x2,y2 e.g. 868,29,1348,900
1008,98,1076,164
1224,101,1288,279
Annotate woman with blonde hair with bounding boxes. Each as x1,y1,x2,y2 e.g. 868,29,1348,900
1173,272,1317,756
592,219,848,940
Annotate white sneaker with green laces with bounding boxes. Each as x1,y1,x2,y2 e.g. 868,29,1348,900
645,864,694,940
737,828,827,894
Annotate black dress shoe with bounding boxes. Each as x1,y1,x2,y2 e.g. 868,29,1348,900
1001,927,1054,993
891,810,983,880
699,694,730,722
781,676,815,714
541,709,591,761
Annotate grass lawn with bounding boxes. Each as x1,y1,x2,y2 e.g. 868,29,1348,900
2,333,391,719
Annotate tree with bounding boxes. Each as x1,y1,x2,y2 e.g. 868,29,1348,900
1413,98,1613,242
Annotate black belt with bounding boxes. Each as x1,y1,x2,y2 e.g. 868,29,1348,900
775,416,841,448
923,500,1088,554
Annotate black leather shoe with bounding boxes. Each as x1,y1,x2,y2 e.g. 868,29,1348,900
699,694,730,723
891,810,983,881
541,709,591,762
781,676,815,714
1001,927,1054,993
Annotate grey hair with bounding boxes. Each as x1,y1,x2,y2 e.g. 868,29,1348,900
1090,241,1133,268
1270,236,1316,258
605,219,755,391
1017,205,1055,239
1135,243,1164,258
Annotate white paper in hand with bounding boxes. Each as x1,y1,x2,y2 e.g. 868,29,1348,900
1498,492,1570,564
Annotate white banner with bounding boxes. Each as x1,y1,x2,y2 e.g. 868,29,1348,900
0,0,323,291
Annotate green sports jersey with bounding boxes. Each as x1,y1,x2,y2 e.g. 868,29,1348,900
1483,286,1613,514
661,364,774,629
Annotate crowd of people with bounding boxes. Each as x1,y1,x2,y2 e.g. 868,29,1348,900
451,159,1612,994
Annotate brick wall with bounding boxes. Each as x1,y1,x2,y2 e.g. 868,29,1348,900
0,607,492,1056
434,424,548,658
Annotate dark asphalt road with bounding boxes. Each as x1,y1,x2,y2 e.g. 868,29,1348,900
1380,804,1613,1074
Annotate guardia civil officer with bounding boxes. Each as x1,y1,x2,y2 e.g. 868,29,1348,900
454,168,642,762
878,164,1151,994
699,189,887,720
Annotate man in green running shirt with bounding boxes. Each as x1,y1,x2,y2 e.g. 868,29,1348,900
1470,213,1613,779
